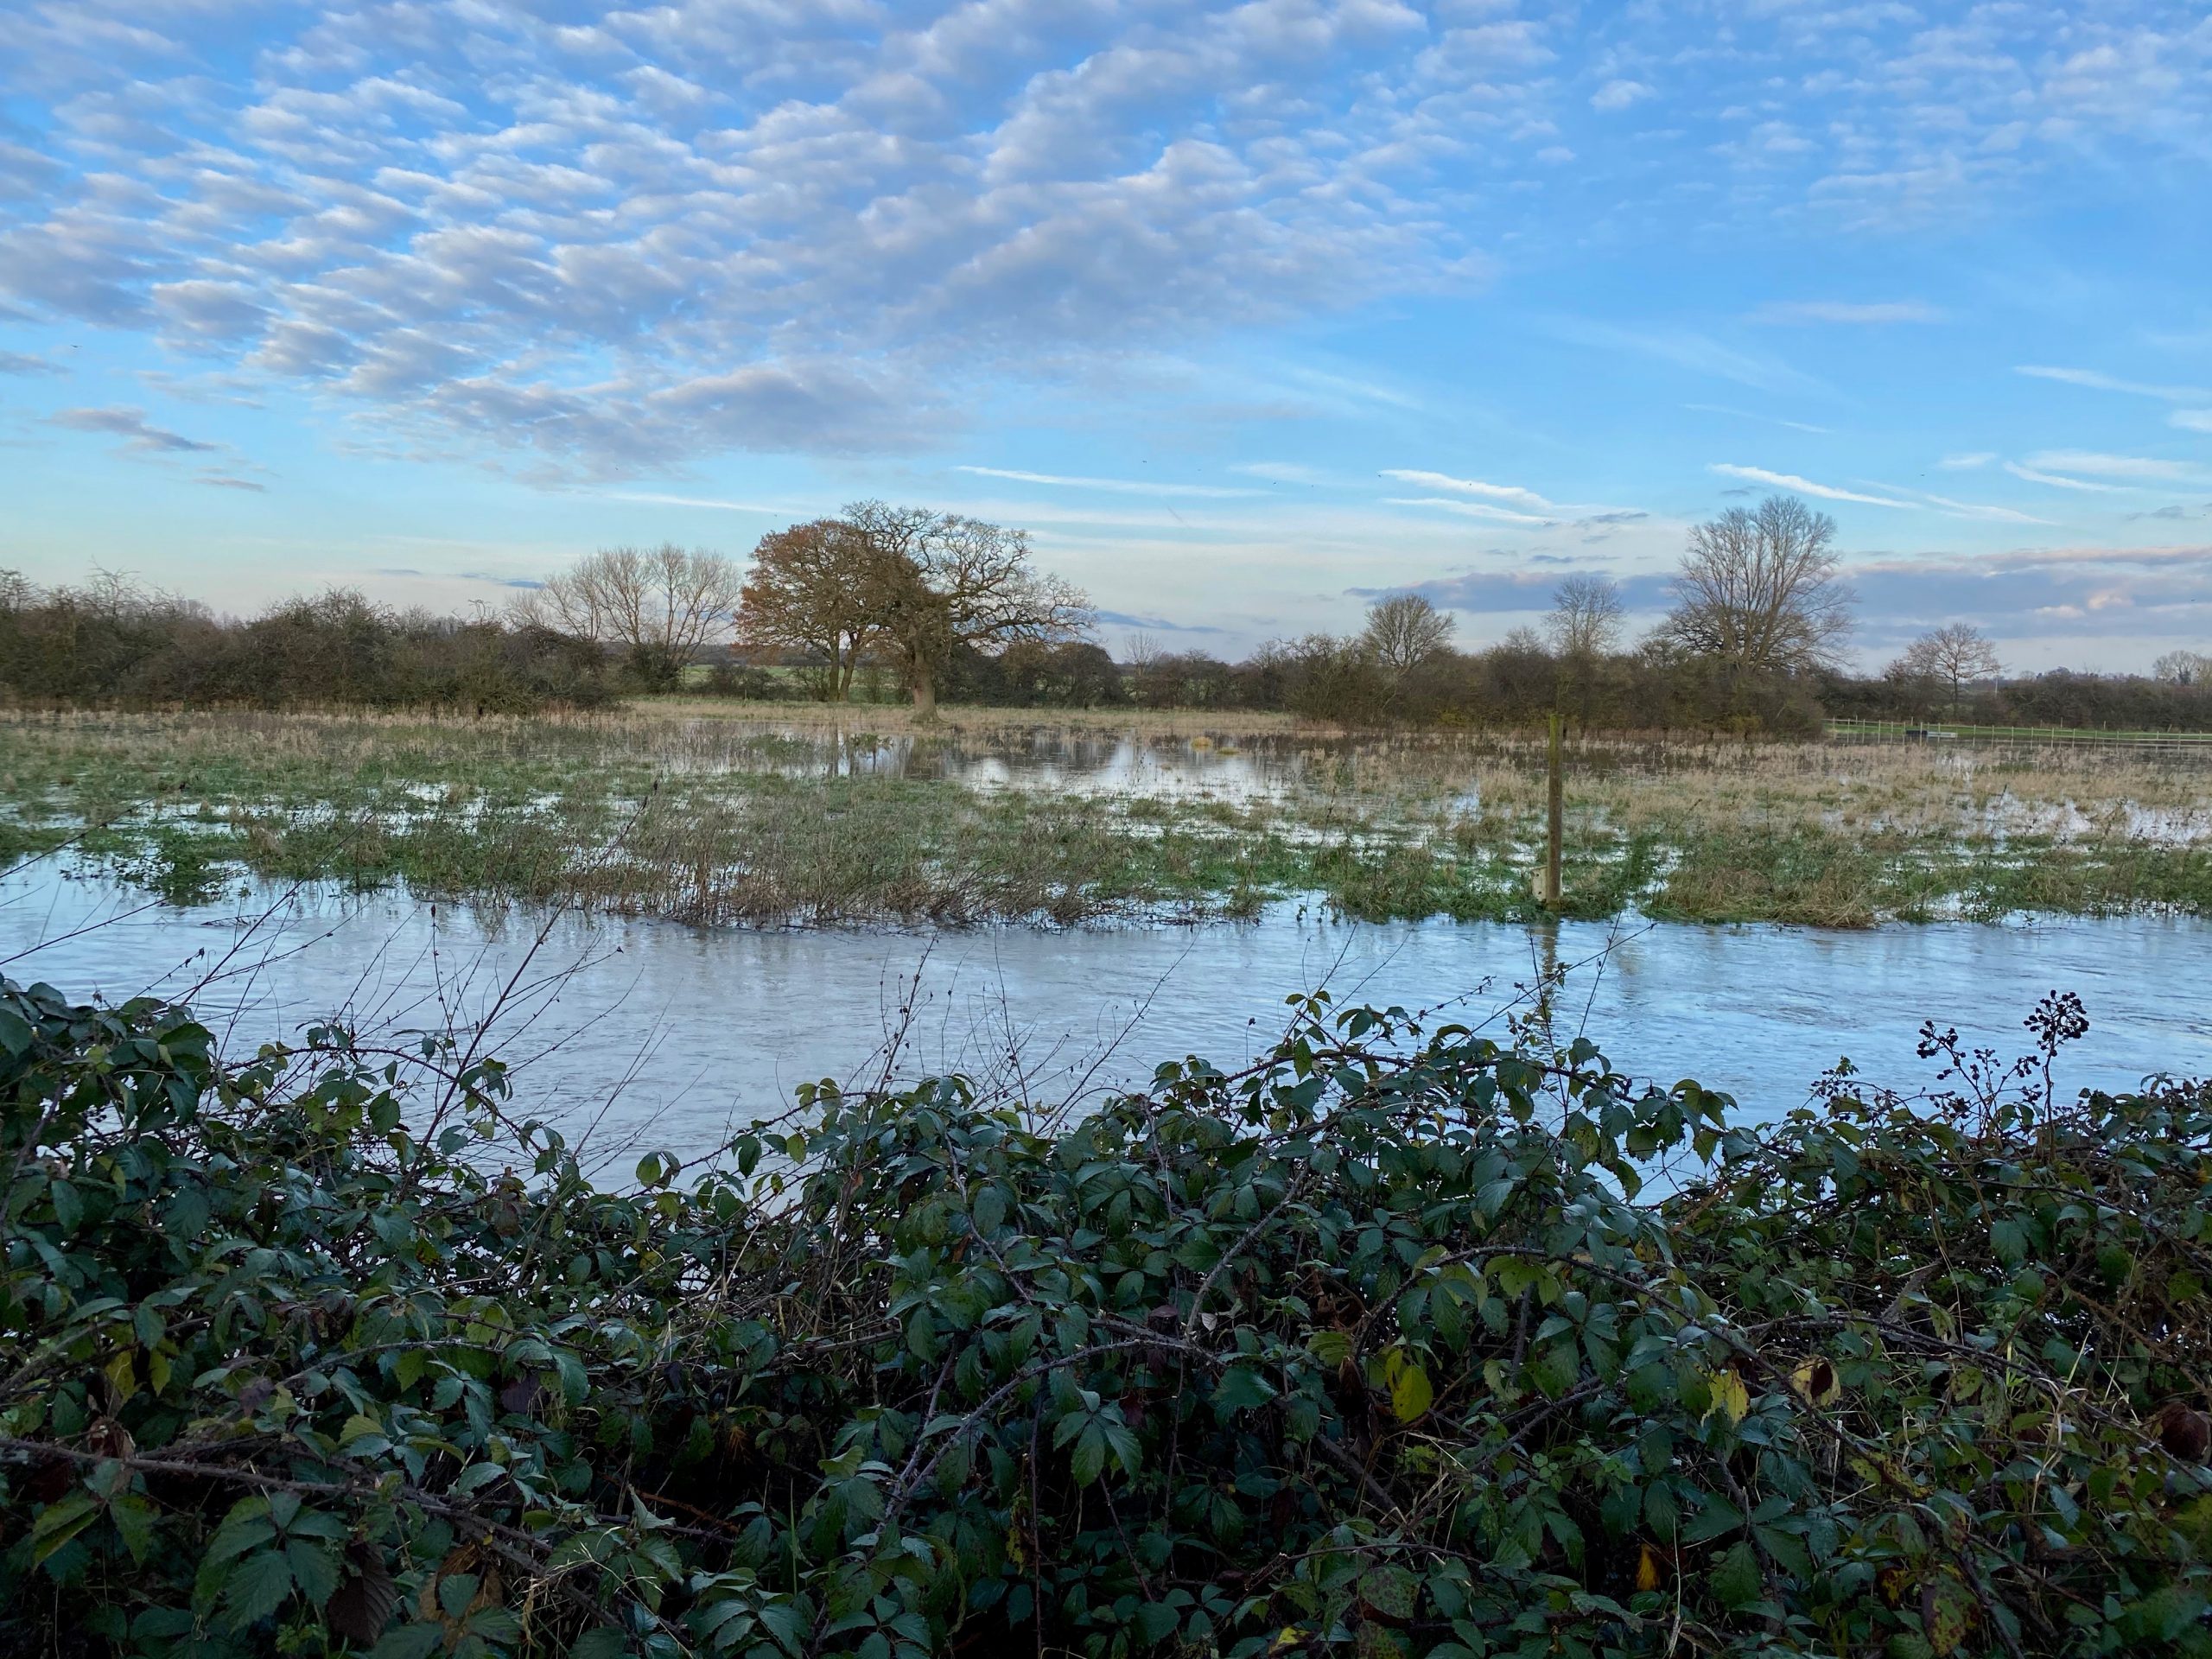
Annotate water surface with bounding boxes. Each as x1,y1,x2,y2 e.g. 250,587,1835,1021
7,863,2206,1169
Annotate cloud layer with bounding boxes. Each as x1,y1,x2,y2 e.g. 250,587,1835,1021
4,0,2211,476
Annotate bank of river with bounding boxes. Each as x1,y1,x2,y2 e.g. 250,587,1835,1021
6,864,2207,1168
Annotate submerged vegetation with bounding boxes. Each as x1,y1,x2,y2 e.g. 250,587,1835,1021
3,707,2209,929
5,976,2212,1657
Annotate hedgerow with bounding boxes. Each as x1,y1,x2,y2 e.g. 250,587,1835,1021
3,976,2210,1657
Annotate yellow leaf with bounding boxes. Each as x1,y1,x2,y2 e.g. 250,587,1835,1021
1635,1545,1662,1592
104,1349,137,1404
1790,1356,1840,1407
1382,1348,1433,1423
1708,1368,1749,1426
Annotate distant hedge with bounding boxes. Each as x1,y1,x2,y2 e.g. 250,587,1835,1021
0,577,614,714
4,978,2212,1657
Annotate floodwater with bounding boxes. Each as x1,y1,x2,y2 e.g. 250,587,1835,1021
6,861,2209,1172
707,724,1357,803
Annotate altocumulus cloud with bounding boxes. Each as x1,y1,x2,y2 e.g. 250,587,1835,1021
49,405,215,454
2,0,2210,475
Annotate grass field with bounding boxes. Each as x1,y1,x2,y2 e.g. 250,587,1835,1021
2,702,2207,928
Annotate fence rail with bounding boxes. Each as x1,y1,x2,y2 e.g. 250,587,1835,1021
1827,716,2212,750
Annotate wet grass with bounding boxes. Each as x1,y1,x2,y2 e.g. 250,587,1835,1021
3,707,2208,928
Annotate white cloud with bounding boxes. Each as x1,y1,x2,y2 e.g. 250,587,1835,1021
49,404,215,454
1378,469,1552,510
1591,79,1653,111
2003,462,2133,494
1752,301,1943,325
2016,365,2211,402
2023,450,2210,481
955,466,1265,498
2172,410,2212,434
1682,404,1832,435
1938,452,1997,469
592,493,803,515
1384,497,1555,526
1910,492,2056,526
1708,463,1913,508
1232,461,1335,485
1548,318,1821,395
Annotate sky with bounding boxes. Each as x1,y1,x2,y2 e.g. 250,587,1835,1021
3,0,2211,670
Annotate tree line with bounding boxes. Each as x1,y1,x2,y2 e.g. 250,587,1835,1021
0,573,614,713
6,493,2211,731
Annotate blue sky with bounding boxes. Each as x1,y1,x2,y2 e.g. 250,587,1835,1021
3,0,2210,669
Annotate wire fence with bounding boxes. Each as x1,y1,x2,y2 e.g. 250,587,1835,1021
1827,716,2212,754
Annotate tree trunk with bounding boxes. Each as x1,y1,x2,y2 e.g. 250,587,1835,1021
909,658,937,718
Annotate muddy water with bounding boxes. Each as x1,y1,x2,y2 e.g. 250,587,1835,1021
6,863,2207,1169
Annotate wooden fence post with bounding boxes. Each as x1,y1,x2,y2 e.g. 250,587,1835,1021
1545,713,1563,909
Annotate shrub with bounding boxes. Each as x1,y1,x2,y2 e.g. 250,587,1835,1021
4,982,2212,1656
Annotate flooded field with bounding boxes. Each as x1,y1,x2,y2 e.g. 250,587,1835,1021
7,861,2207,1168
3,706,2209,928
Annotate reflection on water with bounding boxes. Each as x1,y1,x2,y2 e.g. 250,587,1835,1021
738,725,1330,803
6,863,2208,1169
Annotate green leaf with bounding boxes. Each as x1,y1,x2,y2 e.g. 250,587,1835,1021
552,1347,588,1407
438,1573,481,1619
31,1494,99,1567
367,1624,447,1659
569,1630,631,1659
972,1185,1007,1235
222,1551,296,1628
1134,1601,1181,1643
286,1540,343,1606
107,1495,157,1564
1069,1423,1107,1485
1710,1541,1762,1611
1681,1495,1743,1545
1358,1564,1420,1622
1309,1330,1353,1367
1214,1365,1276,1414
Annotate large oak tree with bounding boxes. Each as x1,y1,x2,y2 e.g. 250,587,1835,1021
842,501,1092,715
735,518,880,701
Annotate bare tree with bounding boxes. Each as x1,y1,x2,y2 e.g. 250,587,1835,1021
1891,623,2002,714
2152,648,2212,686
1546,574,1624,659
518,544,743,690
734,519,880,701
844,501,1092,715
1662,495,1853,674
1361,594,1454,677
1123,631,1166,706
